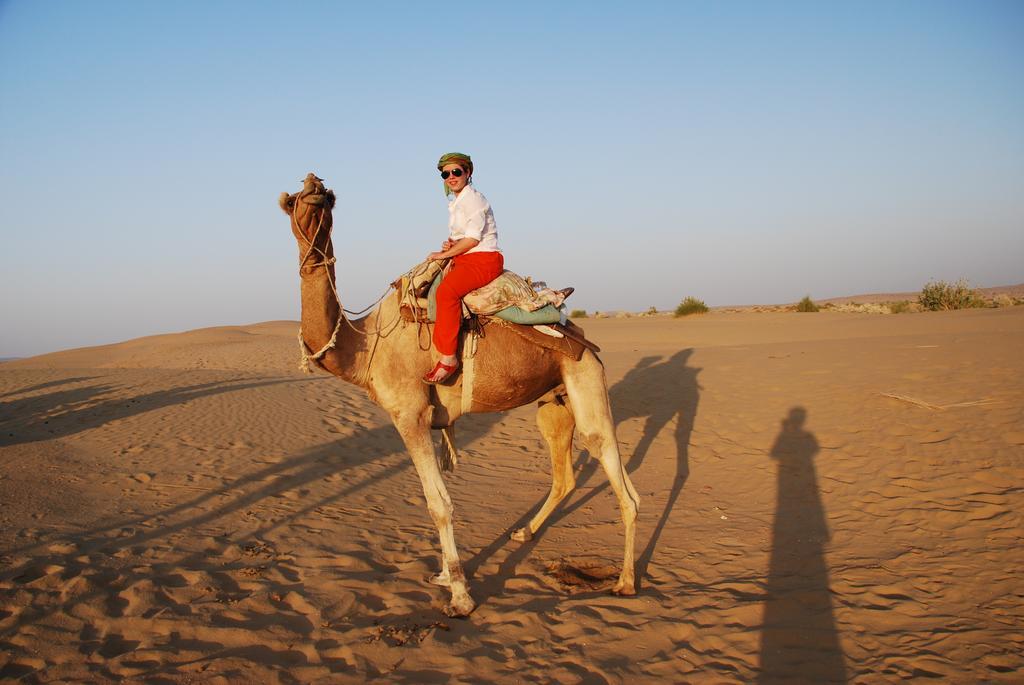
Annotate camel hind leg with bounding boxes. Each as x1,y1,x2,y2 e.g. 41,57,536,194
511,393,577,542
561,352,640,595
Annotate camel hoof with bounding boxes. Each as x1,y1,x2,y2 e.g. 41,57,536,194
442,595,476,618
611,580,636,596
510,527,534,542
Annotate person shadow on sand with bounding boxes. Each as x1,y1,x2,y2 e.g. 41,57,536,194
758,407,847,684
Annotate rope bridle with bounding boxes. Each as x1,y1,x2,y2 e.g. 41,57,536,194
291,195,403,375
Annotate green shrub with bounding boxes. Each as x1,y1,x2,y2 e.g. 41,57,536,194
569,309,588,318
796,296,819,312
993,293,1014,308
918,279,985,311
674,297,709,317
647,306,658,315
888,300,912,314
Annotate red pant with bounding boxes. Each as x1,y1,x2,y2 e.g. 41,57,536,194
434,251,504,355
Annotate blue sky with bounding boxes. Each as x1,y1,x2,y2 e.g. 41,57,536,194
1,1,1022,356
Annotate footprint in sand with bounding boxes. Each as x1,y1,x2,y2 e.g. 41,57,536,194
542,557,620,593
97,633,141,659
275,488,311,501
261,590,320,635
12,563,65,586
46,542,78,555
111,578,163,618
0,603,21,624
281,590,320,618
0,657,46,680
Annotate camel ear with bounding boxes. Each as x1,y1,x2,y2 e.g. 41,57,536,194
278,192,295,214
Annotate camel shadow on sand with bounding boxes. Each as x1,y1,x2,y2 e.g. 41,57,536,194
0,376,303,447
0,375,510,668
0,376,99,400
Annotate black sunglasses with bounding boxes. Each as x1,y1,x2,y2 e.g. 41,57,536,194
440,168,465,179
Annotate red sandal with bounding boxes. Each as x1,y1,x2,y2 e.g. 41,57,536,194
423,360,459,385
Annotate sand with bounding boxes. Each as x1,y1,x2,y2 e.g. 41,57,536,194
1,308,1022,683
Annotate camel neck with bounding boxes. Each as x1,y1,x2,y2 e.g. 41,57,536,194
297,261,369,386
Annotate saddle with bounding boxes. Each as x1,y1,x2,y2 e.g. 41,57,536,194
392,260,600,360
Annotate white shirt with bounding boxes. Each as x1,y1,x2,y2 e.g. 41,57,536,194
448,185,500,254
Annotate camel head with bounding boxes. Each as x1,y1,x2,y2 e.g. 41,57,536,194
279,173,337,249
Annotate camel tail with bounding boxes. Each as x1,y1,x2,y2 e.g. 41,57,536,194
439,426,459,472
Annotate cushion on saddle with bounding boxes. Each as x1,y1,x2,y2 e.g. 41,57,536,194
493,304,563,325
425,270,564,324
463,270,556,314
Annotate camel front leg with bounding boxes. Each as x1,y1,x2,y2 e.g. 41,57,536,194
392,407,476,617
512,398,576,542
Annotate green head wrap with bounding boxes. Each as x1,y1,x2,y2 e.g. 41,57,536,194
437,152,473,196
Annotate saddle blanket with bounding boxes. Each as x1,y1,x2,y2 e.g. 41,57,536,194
394,260,569,325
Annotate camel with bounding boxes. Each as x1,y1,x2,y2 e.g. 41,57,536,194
278,174,639,616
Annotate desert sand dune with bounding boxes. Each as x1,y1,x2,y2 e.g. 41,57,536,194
2,307,1022,682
